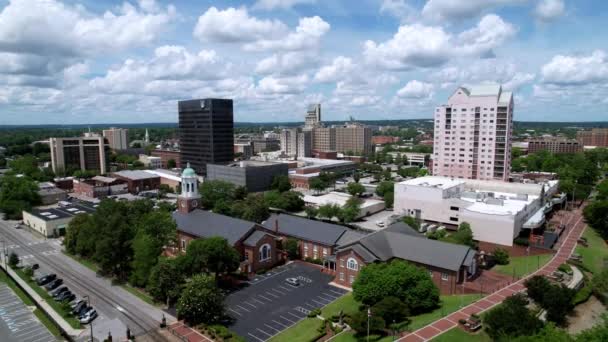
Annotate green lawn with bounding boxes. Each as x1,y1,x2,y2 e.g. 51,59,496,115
63,251,99,272
271,293,481,342
575,227,608,274
0,269,63,337
431,327,491,342
493,253,553,278
121,283,161,307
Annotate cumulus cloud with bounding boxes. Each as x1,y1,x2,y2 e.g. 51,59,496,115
313,57,356,83
243,16,330,51
255,52,319,76
364,14,515,70
379,0,417,22
253,0,315,11
541,50,608,85
396,80,434,98
422,0,525,21
257,74,309,94
433,60,535,91
194,7,287,43
535,0,565,22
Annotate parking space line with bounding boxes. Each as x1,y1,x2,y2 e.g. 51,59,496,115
228,308,242,317
248,333,265,342
235,305,250,312
319,293,337,301
277,285,292,292
264,324,280,333
18,329,50,341
256,328,273,337
272,319,288,328
304,303,316,309
270,288,285,295
287,311,302,320
258,294,273,302
265,291,280,298
279,315,296,324
243,301,257,309
328,289,345,296
310,298,326,306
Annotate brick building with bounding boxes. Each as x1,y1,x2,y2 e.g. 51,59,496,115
527,137,582,154
576,128,608,147
112,170,161,194
73,176,127,198
372,136,400,145
151,149,181,168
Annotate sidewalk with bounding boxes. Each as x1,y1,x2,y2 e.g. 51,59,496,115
0,256,84,337
398,207,587,342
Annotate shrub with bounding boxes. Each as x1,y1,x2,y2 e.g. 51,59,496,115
255,268,267,275
558,263,572,274
484,294,542,339
493,248,510,265
8,252,19,268
573,284,593,306
304,257,323,265
308,308,322,318
514,237,530,246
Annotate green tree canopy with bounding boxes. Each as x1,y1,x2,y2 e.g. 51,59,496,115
177,274,225,325
0,175,41,219
484,294,543,340
200,180,235,209
346,182,366,197
185,237,240,279
271,175,292,192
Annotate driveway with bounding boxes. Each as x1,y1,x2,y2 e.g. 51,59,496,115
226,262,348,342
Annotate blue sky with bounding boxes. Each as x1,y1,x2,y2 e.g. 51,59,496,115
0,0,607,124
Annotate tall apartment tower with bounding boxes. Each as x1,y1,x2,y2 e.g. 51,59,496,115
304,104,321,128
432,85,513,181
102,127,129,150
577,128,608,147
280,128,311,159
178,99,234,175
335,123,372,156
50,136,109,174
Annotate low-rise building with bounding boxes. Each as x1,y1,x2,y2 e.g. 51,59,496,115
37,182,68,205
112,170,161,194
138,154,162,168
206,161,289,192
372,136,400,145
73,176,128,198
151,149,181,168
394,176,560,248
527,137,582,154
287,158,356,190
332,222,477,294
22,203,96,237
144,169,183,191
303,192,385,219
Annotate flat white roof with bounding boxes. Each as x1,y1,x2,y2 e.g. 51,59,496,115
399,176,464,190
145,169,181,182
461,191,537,215
304,192,384,208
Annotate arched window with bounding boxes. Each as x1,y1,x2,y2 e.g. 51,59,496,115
259,244,271,262
347,258,358,271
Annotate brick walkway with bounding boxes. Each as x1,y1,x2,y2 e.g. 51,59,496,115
167,322,214,342
398,207,587,342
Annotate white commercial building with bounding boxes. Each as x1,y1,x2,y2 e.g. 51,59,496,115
304,192,385,219
433,85,514,181
394,176,559,247
102,127,129,150
139,154,162,169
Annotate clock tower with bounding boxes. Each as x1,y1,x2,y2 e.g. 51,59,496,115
177,163,201,214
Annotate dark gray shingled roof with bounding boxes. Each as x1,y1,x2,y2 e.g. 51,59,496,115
385,221,423,236
243,230,270,247
339,223,474,272
173,209,256,245
262,213,360,246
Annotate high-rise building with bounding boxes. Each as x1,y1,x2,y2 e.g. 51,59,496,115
280,128,312,159
528,137,582,154
304,104,321,128
312,127,336,152
50,136,109,174
335,123,372,156
297,130,312,158
577,128,608,147
102,127,129,150
432,85,513,181
178,99,234,175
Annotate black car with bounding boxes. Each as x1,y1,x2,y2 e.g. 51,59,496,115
31,264,39,270
56,292,75,302
79,307,94,319
72,301,86,315
36,274,56,286
54,290,71,301
44,278,63,291
50,286,68,297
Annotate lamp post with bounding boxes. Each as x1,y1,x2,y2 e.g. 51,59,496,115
367,306,371,342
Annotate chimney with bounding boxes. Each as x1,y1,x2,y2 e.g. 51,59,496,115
274,218,279,233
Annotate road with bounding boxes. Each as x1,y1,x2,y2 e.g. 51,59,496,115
0,219,174,342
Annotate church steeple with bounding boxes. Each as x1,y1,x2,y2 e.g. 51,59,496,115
177,163,201,213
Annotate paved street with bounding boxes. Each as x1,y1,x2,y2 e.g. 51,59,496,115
0,220,174,341
0,283,56,342
226,262,348,342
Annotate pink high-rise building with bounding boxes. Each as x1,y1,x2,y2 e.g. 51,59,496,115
432,85,513,181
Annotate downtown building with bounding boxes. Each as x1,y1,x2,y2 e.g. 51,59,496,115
577,128,608,147
527,137,582,154
280,127,312,159
432,85,514,181
50,134,109,175
178,98,234,175
102,127,129,150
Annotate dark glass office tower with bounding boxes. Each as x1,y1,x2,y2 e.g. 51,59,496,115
178,99,234,175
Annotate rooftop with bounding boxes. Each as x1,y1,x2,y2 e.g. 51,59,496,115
468,84,501,97
262,213,365,246
29,203,96,221
113,170,160,181
173,210,257,245
399,176,464,190
303,192,384,209
145,169,181,182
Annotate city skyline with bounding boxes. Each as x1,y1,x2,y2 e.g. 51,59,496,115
1,0,608,125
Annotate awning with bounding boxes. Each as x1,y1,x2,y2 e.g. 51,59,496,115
523,207,546,229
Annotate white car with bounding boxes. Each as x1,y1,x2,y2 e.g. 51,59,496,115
79,309,97,324
285,278,300,286
375,221,385,227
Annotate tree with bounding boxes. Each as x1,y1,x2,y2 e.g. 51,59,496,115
382,169,392,181
318,204,341,220
200,180,235,209
349,309,385,335
304,206,318,219
583,200,608,238
402,216,420,231
346,182,366,197
130,232,161,287
353,260,439,313
280,191,305,212
147,258,185,306
543,284,575,326
375,181,394,197
8,252,19,268
234,186,248,201
493,248,510,265
271,175,292,192
137,210,177,248
0,175,41,220
353,171,361,183
167,159,177,169
450,222,475,247
339,197,361,223
383,191,394,208
177,274,225,325
372,296,410,325
231,194,269,223
64,213,93,255
285,238,299,259
484,294,543,340
524,275,552,304
509,323,573,342
309,177,328,194
185,237,240,280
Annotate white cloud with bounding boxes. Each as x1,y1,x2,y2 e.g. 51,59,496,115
313,56,355,83
253,0,315,11
350,95,380,107
503,72,535,90
255,52,319,76
422,0,526,21
379,0,416,22
364,15,515,70
433,59,535,91
541,50,608,85
257,75,309,94
397,80,434,98
243,16,330,51
193,7,287,43
535,0,565,22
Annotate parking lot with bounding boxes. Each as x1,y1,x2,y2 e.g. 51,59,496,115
0,283,56,342
354,210,399,232
226,262,348,342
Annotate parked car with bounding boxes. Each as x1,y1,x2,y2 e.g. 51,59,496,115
80,310,98,324
49,286,68,297
285,278,300,286
72,302,86,315
60,293,76,303
54,291,72,301
36,274,56,286
70,299,84,309
75,305,90,317
79,307,95,319
31,264,39,270
375,220,385,227
44,278,63,291
13,223,20,229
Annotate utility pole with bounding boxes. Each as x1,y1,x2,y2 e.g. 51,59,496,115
367,306,371,342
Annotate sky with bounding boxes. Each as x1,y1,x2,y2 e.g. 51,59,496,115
0,0,607,125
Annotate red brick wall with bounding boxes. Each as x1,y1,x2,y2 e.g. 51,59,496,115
242,234,277,273
299,240,333,260
478,241,552,257
372,136,400,145
151,149,181,168
73,181,95,198
289,175,311,189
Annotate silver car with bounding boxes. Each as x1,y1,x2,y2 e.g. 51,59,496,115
285,278,300,286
